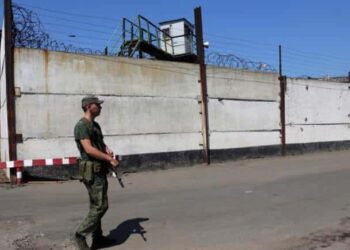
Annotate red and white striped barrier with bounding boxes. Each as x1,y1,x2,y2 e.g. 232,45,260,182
0,157,78,184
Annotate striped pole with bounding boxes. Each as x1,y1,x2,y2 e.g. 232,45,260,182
0,157,78,184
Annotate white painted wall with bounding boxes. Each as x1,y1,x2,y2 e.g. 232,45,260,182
286,78,350,144
14,48,202,159
207,66,281,150
7,48,350,162
10,48,283,160
207,66,279,101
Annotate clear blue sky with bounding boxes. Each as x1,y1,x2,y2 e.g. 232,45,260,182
2,0,349,77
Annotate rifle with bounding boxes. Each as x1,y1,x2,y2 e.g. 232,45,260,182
110,155,125,188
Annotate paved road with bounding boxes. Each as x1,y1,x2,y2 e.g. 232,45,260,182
2,150,350,250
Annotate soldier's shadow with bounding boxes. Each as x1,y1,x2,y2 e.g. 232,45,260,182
106,217,149,246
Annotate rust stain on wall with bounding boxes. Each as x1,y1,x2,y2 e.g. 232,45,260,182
43,50,49,93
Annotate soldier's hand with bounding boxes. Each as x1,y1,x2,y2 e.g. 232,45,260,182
106,147,114,157
109,158,119,168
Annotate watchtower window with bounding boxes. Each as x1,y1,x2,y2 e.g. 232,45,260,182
162,28,170,40
185,25,192,36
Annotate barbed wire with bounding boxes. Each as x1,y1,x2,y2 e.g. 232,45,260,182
206,52,277,72
11,4,277,72
12,4,104,55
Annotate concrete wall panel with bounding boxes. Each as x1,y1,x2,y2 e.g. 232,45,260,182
286,78,350,124
209,99,280,131
210,131,280,149
286,124,350,144
100,96,201,135
207,66,279,101
14,49,200,98
17,138,78,159
18,132,202,159
13,48,203,160
16,95,201,138
104,133,202,155
16,94,81,138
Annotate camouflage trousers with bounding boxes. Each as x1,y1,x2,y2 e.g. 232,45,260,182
76,173,109,238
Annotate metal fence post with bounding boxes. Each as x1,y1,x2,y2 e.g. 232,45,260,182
4,0,17,162
279,45,286,156
195,7,210,165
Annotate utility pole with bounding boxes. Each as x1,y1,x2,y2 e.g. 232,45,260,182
279,45,282,77
4,0,17,161
195,7,210,165
279,45,286,156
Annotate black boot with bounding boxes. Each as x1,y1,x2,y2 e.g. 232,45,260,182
73,233,90,250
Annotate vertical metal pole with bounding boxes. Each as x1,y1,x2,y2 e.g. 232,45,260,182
138,16,143,58
195,7,210,165
279,45,286,156
164,34,168,53
171,37,174,55
348,71,350,83
122,18,126,43
4,0,17,161
156,29,160,49
279,45,282,76
147,22,151,43
131,24,134,41
138,16,143,41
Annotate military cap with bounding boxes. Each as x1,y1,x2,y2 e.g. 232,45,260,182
81,95,104,108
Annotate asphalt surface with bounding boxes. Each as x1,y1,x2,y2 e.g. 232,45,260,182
2,150,350,249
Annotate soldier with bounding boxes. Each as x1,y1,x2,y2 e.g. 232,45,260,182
73,95,119,250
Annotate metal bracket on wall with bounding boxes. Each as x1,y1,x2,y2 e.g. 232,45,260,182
15,87,21,97
15,134,23,143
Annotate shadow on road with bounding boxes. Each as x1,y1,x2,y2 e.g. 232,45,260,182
106,217,149,247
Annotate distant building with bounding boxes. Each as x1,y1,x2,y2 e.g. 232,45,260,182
298,75,350,83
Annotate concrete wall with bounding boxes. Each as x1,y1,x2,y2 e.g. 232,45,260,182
14,48,202,159
286,78,350,144
6,47,350,166
206,66,281,150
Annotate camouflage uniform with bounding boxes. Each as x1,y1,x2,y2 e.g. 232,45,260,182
74,117,109,239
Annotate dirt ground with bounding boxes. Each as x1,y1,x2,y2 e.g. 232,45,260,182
2,150,350,250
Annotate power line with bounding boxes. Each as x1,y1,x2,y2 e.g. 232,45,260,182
283,54,348,69
204,32,278,48
284,46,350,62
283,49,350,64
210,45,278,59
42,22,114,36
14,1,119,22
38,12,118,30
46,30,110,42
208,40,279,55
204,33,350,64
